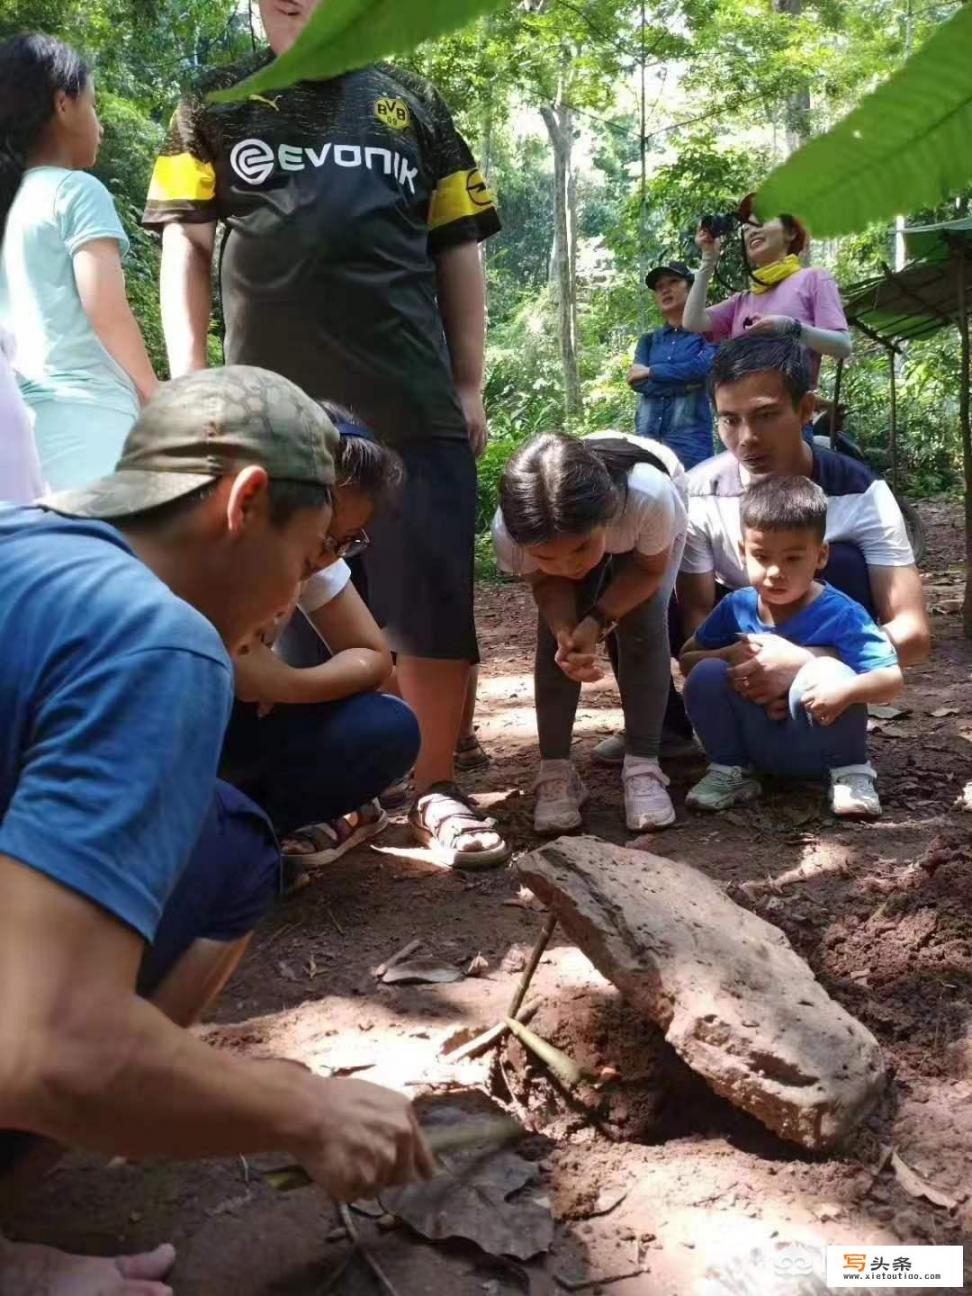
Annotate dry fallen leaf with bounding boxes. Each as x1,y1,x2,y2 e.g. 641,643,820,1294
868,704,909,720
386,1145,552,1260
891,1149,958,1210
930,706,960,718
382,959,464,985
466,952,490,977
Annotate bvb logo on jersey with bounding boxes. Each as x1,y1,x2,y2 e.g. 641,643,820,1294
375,97,411,131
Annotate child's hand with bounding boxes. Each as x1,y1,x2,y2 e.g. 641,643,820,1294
554,622,603,683
801,677,851,726
764,696,789,721
234,641,288,708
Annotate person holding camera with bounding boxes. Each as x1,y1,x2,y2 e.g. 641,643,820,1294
628,261,717,471
683,206,851,381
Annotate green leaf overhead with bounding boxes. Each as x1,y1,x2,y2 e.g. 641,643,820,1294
754,2,972,238
208,0,509,103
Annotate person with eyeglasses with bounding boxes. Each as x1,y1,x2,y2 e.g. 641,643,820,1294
224,417,420,889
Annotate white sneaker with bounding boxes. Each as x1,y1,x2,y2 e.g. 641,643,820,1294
622,756,675,830
831,767,881,818
533,760,588,834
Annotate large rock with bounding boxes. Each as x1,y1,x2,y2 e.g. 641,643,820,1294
518,836,886,1150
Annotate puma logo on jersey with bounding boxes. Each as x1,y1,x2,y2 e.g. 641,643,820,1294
248,94,281,111
229,138,419,193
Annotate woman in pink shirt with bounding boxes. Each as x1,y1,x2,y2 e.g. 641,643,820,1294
683,210,851,383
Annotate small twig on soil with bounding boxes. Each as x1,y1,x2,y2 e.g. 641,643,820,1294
737,854,848,898
507,914,557,1020
325,906,345,937
374,938,422,979
262,920,300,950
447,998,541,1064
338,1203,402,1296
555,1267,645,1291
506,1017,583,1088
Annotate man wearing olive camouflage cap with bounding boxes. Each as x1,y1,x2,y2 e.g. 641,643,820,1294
0,366,433,1296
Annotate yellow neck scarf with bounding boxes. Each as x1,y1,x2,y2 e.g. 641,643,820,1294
749,254,802,295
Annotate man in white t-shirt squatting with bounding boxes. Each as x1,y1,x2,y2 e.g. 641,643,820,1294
676,334,930,709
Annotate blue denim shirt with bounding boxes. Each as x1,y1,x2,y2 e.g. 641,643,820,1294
632,325,717,470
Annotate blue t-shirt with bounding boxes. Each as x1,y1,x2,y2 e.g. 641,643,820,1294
694,582,899,675
0,167,138,413
0,507,233,941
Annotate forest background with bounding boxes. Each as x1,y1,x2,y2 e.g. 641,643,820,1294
3,0,967,570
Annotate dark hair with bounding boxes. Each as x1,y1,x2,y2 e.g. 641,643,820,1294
741,475,827,541
499,433,669,547
318,401,403,507
117,476,332,529
0,34,90,237
779,213,806,255
709,334,812,408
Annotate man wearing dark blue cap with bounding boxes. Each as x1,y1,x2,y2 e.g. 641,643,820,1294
629,261,717,471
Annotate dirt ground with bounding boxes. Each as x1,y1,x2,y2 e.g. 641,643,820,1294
9,499,972,1294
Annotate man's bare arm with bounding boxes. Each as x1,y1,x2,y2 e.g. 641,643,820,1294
676,569,717,638
0,855,431,1198
434,240,487,456
868,564,931,667
160,221,217,377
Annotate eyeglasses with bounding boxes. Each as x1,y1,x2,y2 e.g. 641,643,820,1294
322,529,370,559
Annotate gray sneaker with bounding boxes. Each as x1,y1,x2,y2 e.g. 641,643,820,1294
592,732,626,765
830,769,881,818
594,730,700,765
686,765,762,812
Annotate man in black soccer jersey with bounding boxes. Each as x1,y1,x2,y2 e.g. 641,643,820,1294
144,0,509,868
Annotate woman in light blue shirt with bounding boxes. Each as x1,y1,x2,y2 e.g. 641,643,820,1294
0,34,157,489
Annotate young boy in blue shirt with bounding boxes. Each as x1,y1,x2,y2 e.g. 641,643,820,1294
680,475,903,817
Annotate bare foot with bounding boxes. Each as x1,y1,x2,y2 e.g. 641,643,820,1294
0,1237,175,1295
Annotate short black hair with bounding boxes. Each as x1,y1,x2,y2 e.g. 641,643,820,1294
741,475,827,541
709,335,813,408
318,401,404,508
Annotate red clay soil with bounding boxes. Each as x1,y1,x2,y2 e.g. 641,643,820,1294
6,499,972,1294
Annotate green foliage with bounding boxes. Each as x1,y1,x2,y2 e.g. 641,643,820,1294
756,2,972,236
209,0,508,102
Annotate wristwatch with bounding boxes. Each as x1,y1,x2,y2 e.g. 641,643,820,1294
583,603,618,642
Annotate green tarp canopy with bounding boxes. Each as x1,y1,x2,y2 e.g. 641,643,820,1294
842,216,972,348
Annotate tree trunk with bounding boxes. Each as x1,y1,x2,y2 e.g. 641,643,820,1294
957,246,972,639
540,101,582,423
774,0,811,155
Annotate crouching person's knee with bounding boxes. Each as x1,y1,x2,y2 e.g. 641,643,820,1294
683,656,731,717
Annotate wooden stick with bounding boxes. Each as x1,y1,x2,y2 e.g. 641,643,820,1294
446,998,540,1064
265,1115,522,1193
507,913,557,1020
337,1203,401,1296
505,1018,583,1088
555,1267,645,1292
373,938,421,979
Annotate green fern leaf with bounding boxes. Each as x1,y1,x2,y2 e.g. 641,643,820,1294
208,0,507,103
755,3,972,237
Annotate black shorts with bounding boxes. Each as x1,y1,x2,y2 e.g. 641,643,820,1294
364,438,479,663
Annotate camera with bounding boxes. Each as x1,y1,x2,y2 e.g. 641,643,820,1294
697,193,755,241
698,209,740,240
